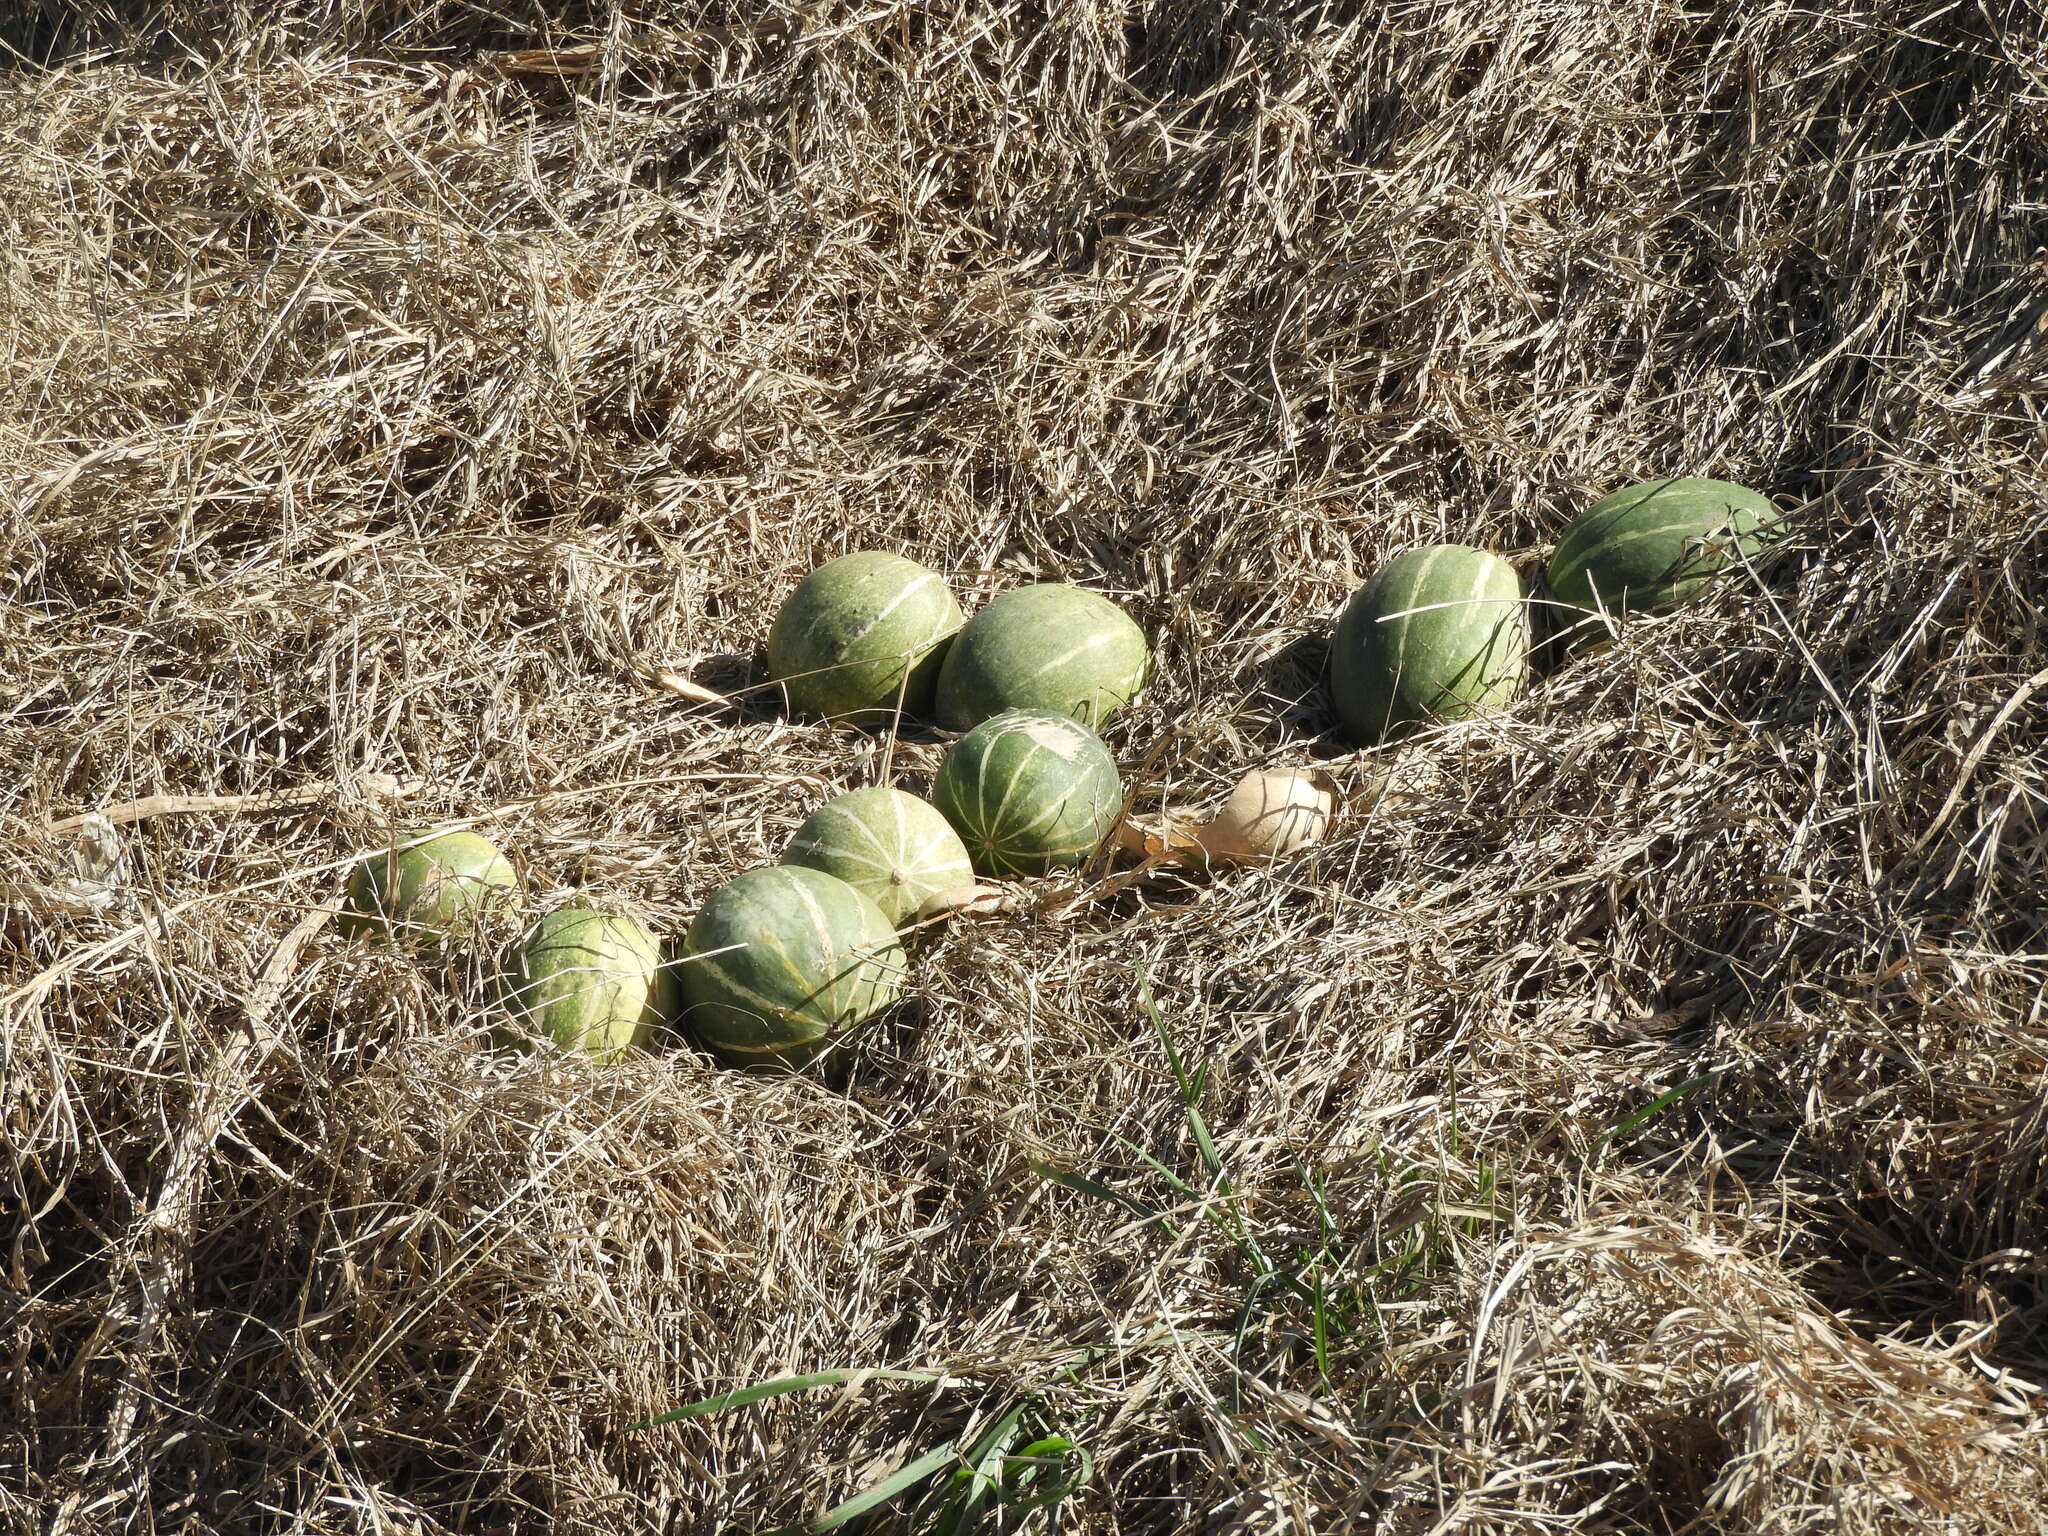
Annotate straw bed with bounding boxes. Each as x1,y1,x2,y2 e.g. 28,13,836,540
4,1,2046,1531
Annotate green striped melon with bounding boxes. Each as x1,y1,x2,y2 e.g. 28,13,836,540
1546,477,1783,642
781,787,975,928
340,827,520,952
498,909,673,1060
932,708,1123,876
935,584,1149,730
680,866,906,1062
767,552,964,721
1329,545,1528,745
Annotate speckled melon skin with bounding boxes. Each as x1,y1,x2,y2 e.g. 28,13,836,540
1545,477,1783,640
935,584,1149,731
932,708,1124,877
1329,545,1528,745
681,866,906,1062
781,787,975,928
766,552,964,721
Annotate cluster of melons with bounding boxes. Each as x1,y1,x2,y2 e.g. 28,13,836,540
337,560,1157,1068
339,829,666,1060
692,558,1151,1064
1328,477,1784,744
337,475,1782,1069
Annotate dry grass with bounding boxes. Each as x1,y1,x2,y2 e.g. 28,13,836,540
4,1,2048,1531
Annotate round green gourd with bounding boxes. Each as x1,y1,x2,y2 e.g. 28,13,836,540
935,584,1149,730
1329,545,1529,745
340,827,520,951
498,909,673,1060
932,708,1123,877
1545,477,1783,642
766,552,964,721
781,787,976,928
680,867,906,1061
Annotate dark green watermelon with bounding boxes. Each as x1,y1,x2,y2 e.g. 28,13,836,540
932,709,1123,876
1329,545,1528,744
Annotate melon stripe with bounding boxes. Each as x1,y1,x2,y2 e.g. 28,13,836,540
985,739,1048,837
843,570,946,650
690,952,801,1021
888,789,907,854
682,866,906,1059
997,771,1090,841
1584,519,1751,563
1373,594,1521,623
974,729,1017,829
934,584,1149,730
768,553,964,721
788,874,838,966
1555,491,1767,559
756,926,821,996
839,804,902,860
1019,834,1103,858
910,828,961,865
1393,545,1450,685
1568,509,1742,555
932,707,1123,876
778,787,973,927
715,1036,799,1055
1018,627,1121,686
788,841,897,875
1546,477,1781,637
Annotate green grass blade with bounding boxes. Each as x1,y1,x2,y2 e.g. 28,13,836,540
1115,1137,1199,1199
1136,967,1225,1179
1597,1066,1730,1146
629,1368,945,1430
810,1440,964,1531
1134,968,1188,1093
1310,1269,1332,1386
1180,1100,1226,1184
1000,1435,1094,1513
1031,1159,1176,1235
928,1401,1033,1536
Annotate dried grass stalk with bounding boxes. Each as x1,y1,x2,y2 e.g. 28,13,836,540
3,1,2046,1532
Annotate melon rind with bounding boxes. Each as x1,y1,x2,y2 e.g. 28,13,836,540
935,584,1149,731
767,552,964,721
1329,545,1529,745
498,909,673,1060
1545,477,1783,641
680,866,907,1060
932,708,1124,877
340,827,520,952
781,787,976,928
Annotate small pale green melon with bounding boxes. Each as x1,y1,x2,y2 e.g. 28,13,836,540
340,827,520,951
1545,476,1783,643
935,584,1149,731
766,551,964,721
1329,545,1528,745
498,909,673,1060
680,866,906,1063
932,708,1123,877
781,787,975,928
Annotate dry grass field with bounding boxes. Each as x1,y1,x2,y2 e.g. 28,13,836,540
4,1,2047,1531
